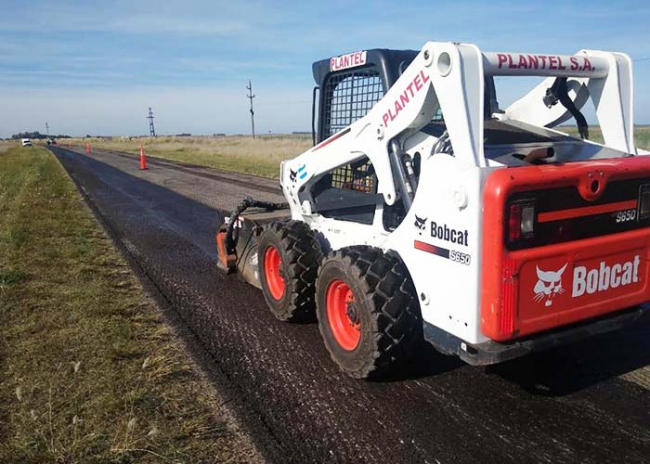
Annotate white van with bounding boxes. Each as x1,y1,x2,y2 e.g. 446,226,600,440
21,138,32,147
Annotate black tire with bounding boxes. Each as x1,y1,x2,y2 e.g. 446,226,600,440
315,246,422,379
258,221,323,322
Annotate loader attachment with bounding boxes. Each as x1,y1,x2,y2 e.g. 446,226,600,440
215,199,290,289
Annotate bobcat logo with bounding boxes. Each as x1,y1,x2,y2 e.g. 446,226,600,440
533,263,568,307
414,215,427,232
289,169,297,182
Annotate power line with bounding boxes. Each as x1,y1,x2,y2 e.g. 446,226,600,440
246,79,256,138
147,107,156,137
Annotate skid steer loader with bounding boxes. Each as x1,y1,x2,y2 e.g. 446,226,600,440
216,42,650,379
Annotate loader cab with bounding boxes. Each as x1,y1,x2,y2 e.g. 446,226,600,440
307,49,499,227
306,50,418,225
312,49,418,144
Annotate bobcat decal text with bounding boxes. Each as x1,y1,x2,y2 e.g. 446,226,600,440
532,254,643,308
414,240,471,266
573,255,640,297
430,220,468,246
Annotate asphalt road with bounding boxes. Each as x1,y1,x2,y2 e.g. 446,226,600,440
50,145,650,464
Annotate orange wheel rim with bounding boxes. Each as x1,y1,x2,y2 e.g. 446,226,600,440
264,246,285,300
326,279,361,351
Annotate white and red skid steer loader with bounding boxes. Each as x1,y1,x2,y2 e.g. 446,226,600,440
216,42,650,379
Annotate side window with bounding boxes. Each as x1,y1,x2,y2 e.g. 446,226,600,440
323,68,384,138
329,158,376,194
310,157,378,225
309,68,385,225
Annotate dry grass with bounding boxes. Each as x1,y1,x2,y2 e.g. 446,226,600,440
562,126,650,149
70,135,312,178
67,127,650,178
0,146,258,463
0,140,19,153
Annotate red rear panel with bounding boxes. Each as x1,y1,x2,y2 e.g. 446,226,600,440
482,157,650,342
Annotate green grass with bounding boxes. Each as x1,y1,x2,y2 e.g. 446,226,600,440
0,146,257,463
562,125,650,149
635,126,650,149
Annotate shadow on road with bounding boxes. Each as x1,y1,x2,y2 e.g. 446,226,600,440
51,145,650,399
492,317,650,396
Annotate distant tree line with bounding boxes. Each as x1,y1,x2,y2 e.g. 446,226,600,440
10,131,71,140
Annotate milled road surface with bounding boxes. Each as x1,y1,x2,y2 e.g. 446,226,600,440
50,145,650,464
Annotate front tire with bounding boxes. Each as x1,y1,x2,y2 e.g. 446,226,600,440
316,247,421,379
258,221,322,322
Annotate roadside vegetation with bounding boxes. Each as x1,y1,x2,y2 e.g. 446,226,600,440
67,128,650,178
72,135,312,178
0,140,16,153
564,125,650,148
0,146,259,463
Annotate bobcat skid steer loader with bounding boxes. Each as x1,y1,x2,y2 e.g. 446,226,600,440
216,42,650,379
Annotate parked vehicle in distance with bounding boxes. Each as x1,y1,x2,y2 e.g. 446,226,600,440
46,138,57,145
21,138,32,147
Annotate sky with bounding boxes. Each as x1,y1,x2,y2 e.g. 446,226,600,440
0,0,649,138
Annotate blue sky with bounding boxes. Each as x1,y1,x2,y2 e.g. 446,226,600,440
0,0,649,138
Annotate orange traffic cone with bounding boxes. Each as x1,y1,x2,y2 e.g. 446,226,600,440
86,142,91,154
139,143,147,170
68,141,72,148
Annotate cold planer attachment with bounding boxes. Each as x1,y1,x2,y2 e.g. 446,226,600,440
216,197,290,288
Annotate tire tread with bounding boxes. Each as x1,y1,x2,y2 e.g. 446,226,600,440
317,246,421,379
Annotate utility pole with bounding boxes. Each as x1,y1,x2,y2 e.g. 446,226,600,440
246,79,256,138
147,107,156,137
45,122,50,136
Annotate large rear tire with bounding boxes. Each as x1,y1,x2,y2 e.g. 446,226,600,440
258,221,323,322
316,247,421,379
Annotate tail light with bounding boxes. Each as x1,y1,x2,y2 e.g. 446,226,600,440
507,200,536,244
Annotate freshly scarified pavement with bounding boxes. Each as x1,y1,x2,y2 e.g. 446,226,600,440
50,146,650,464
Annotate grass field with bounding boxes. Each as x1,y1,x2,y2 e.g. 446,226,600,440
0,146,257,463
564,125,650,148
73,135,313,178
68,127,650,179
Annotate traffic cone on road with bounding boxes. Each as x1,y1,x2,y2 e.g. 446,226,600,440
139,143,147,170
86,142,91,154
68,141,72,148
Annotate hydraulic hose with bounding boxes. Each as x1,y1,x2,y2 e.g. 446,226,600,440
224,197,289,253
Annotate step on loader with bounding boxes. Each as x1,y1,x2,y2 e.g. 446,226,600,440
216,42,650,379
